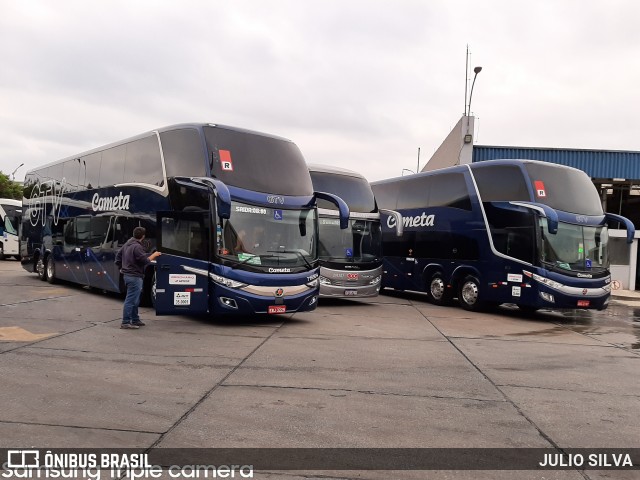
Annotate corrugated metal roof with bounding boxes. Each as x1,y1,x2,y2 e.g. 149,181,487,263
473,145,640,180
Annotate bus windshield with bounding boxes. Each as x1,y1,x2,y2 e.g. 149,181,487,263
318,218,382,263
540,218,609,273
218,201,317,269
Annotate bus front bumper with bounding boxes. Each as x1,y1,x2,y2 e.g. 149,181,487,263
211,283,319,315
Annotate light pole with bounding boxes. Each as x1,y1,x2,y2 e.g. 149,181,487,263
10,163,24,181
467,66,482,118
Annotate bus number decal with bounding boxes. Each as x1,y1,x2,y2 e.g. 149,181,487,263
174,292,191,305
169,274,197,285
512,286,521,297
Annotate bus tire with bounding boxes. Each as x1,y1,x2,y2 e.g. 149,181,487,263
46,255,57,284
0,244,4,260
427,272,452,306
459,275,482,311
36,255,48,281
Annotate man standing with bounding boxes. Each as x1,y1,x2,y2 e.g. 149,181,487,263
115,227,161,329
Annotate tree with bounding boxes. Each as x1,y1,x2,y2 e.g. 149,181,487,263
0,171,23,200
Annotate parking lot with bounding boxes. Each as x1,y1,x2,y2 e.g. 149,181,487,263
0,259,639,479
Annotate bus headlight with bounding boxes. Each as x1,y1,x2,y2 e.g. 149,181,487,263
319,276,331,286
210,273,247,289
306,279,320,288
369,275,382,285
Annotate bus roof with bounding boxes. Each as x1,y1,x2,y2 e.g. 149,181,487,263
25,123,294,174
307,164,367,180
0,198,21,207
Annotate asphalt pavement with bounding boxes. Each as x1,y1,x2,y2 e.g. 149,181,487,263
0,258,639,480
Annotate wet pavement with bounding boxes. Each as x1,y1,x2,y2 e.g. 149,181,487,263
1,259,639,480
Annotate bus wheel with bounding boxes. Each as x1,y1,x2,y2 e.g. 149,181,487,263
459,275,482,311
427,272,451,306
36,256,48,281
46,255,57,284
0,244,4,261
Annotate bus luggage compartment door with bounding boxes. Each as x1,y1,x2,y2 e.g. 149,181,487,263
154,254,210,315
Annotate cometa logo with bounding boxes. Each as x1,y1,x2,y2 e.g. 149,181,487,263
92,192,130,212
387,212,435,229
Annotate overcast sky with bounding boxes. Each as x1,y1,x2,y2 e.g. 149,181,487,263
1,1,639,183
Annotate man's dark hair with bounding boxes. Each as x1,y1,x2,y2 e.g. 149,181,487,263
133,227,146,239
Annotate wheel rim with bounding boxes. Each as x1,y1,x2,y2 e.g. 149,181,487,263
36,258,45,277
461,281,479,305
430,277,445,300
46,258,54,279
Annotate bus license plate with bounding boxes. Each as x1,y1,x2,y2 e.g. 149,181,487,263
577,300,590,307
268,305,287,314
344,290,358,296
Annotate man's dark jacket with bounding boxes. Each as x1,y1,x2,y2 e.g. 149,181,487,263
115,238,151,278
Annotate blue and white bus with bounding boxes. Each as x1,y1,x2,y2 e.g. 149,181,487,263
0,198,21,260
308,164,402,298
371,159,635,311
21,123,348,316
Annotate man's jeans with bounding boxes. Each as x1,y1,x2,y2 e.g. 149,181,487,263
122,275,144,325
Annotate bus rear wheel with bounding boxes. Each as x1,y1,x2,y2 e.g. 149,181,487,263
427,272,452,306
46,255,57,284
459,275,482,311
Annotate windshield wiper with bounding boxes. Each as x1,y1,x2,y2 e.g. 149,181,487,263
268,250,313,270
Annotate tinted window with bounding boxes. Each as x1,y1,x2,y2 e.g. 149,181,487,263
429,172,471,210
63,159,80,192
161,129,206,178
472,164,530,202
484,203,536,264
371,181,400,211
82,152,101,190
525,163,603,215
123,136,164,186
204,126,313,195
310,171,376,213
99,145,126,187
160,215,209,260
397,177,429,210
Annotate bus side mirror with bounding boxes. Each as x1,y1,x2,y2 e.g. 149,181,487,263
315,191,350,229
605,213,635,244
379,209,403,236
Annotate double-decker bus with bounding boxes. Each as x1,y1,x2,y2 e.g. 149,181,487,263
0,198,21,260
21,123,348,316
371,159,634,311
308,164,402,298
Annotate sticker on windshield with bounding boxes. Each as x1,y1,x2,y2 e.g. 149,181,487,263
220,150,233,171
534,180,546,197
238,253,262,265
274,209,283,220
586,259,592,268
234,205,267,215
345,248,353,257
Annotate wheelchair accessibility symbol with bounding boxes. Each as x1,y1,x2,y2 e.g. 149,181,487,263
274,210,283,220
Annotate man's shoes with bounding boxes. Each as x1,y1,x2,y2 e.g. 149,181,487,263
120,323,140,329
131,321,146,327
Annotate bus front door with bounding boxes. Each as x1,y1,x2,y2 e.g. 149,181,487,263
154,211,211,315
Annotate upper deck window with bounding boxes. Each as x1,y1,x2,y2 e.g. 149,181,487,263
310,171,376,213
204,127,313,196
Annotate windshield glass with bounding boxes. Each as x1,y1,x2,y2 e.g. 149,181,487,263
540,219,609,273
4,215,18,235
217,201,317,269
318,217,382,263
